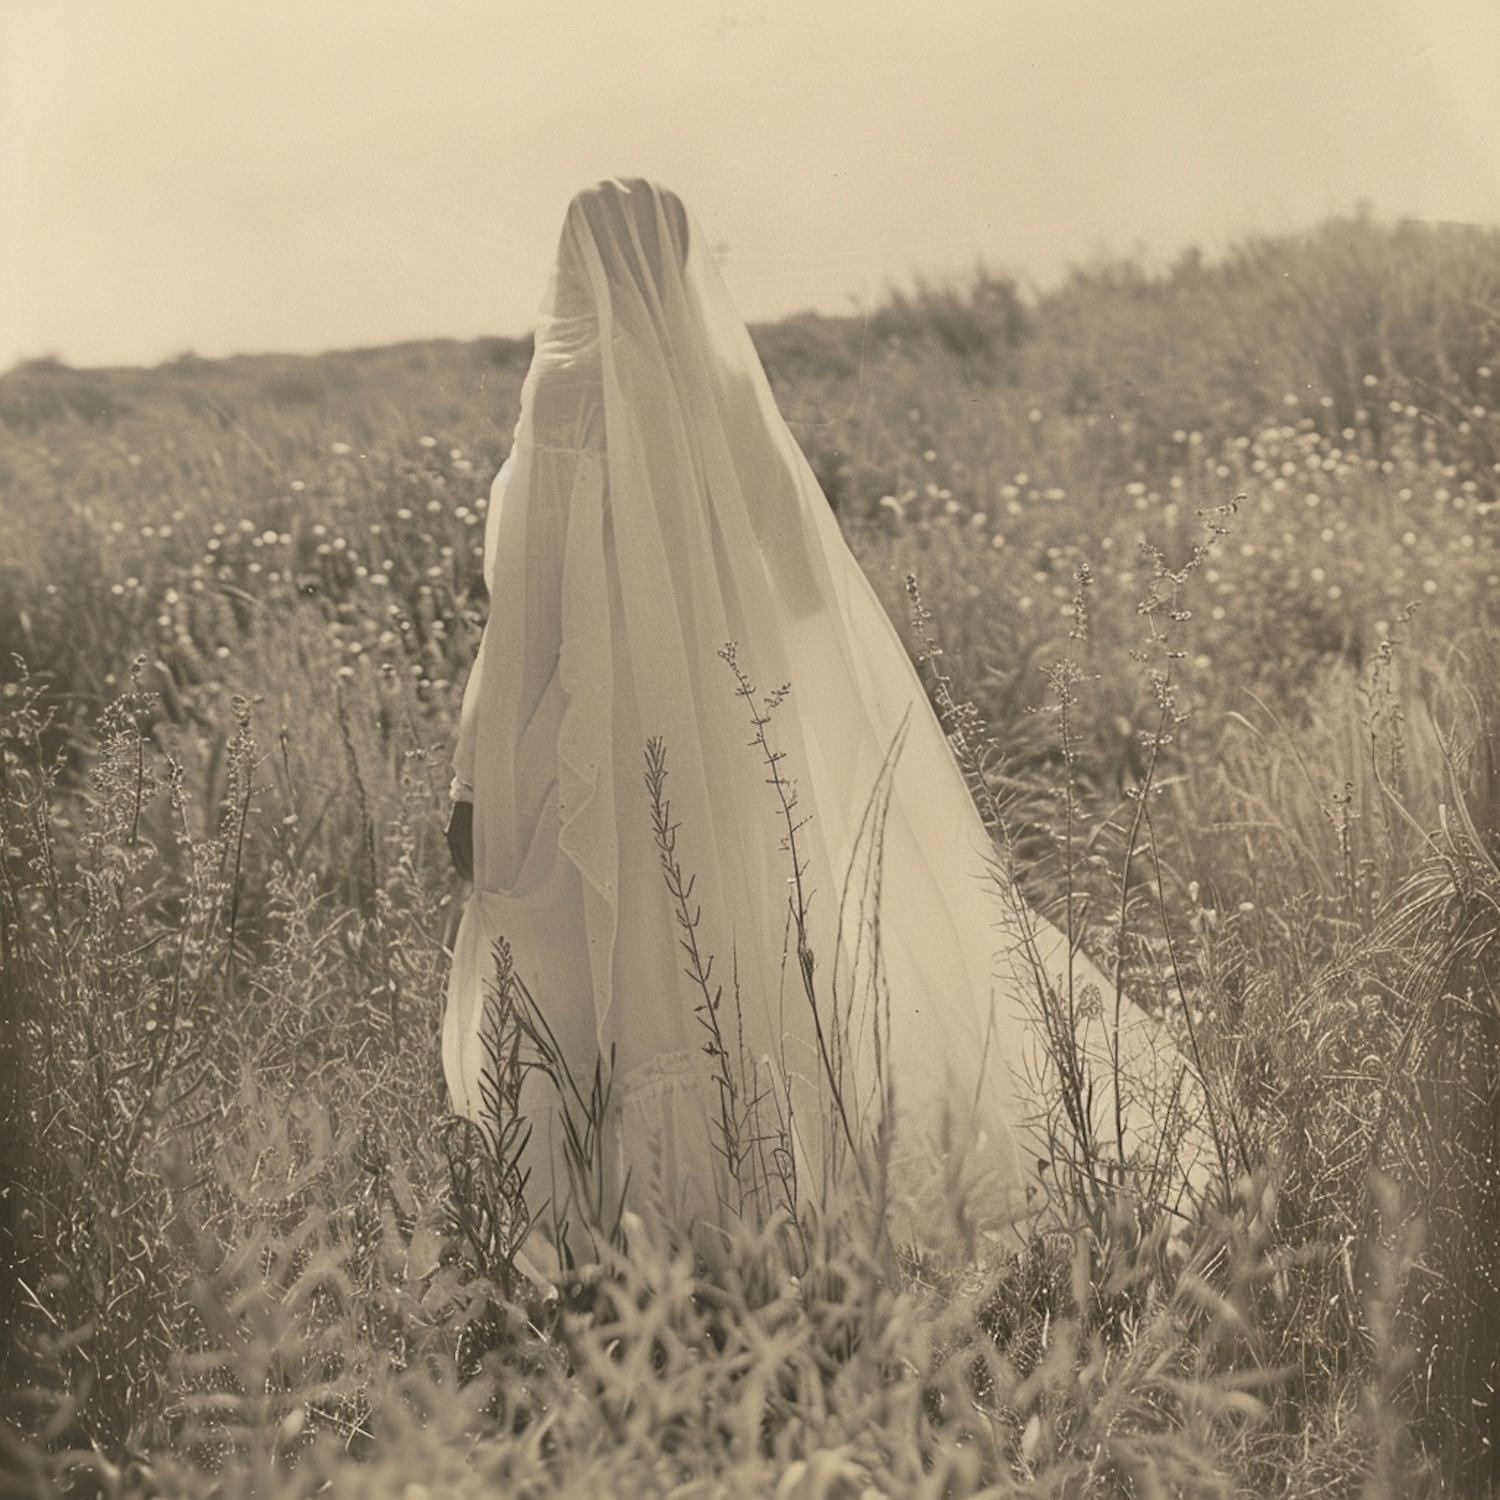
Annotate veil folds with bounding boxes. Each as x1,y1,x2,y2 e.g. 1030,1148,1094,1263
446,179,1196,1247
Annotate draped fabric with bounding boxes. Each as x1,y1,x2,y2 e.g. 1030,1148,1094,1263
445,179,1196,1253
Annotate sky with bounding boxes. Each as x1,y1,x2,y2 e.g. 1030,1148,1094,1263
2,0,1499,371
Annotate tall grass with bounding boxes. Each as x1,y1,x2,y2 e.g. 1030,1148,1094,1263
4,209,1499,1494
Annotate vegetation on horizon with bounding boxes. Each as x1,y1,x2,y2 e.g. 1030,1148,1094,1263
4,208,1500,1496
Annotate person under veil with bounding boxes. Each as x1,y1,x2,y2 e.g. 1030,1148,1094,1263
444,178,1199,1261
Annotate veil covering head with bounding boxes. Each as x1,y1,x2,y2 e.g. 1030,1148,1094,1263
446,179,1196,1251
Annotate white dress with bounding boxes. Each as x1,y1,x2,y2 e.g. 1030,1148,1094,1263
444,179,1199,1258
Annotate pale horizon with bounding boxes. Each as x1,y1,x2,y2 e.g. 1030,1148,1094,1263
4,0,1499,373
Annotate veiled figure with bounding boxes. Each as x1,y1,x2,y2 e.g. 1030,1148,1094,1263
445,179,1196,1256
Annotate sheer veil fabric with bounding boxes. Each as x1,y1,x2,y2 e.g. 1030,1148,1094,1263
445,179,1193,1252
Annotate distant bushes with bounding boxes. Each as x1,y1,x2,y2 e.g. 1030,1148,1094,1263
0,358,138,430
1023,212,1500,467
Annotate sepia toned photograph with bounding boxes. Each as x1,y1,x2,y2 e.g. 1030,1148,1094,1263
3,3,1500,1494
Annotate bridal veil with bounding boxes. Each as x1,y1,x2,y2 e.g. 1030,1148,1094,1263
444,179,1194,1252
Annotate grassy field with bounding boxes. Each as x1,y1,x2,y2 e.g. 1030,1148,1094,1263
4,209,1500,1497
